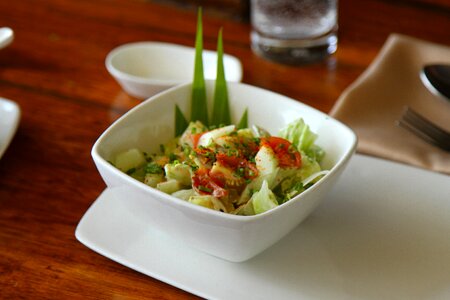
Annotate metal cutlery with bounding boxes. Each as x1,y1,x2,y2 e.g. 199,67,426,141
397,106,450,152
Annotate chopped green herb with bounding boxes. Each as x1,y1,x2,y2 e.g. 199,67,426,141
126,168,136,175
184,146,193,157
198,185,212,193
169,153,178,162
235,167,245,177
145,162,163,174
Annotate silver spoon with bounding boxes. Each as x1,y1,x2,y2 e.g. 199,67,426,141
0,27,14,50
420,64,450,101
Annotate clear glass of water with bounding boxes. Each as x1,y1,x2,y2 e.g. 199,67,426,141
250,0,338,64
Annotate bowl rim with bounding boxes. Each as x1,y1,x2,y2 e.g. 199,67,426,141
105,41,243,86
92,81,357,223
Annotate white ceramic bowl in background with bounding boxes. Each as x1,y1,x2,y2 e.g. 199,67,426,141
91,81,357,262
105,42,243,99
0,97,20,159
0,27,14,50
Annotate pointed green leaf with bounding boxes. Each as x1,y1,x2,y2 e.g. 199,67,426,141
237,108,248,129
175,104,189,136
212,28,231,127
190,8,209,126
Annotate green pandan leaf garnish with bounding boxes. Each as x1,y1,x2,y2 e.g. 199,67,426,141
175,104,189,136
237,108,248,129
174,8,248,136
212,28,231,127
190,7,209,126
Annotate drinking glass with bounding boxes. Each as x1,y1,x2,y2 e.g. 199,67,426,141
250,0,338,64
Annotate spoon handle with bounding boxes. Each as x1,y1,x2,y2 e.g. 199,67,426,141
422,64,450,101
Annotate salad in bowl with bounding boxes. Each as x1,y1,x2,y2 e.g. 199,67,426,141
112,118,328,216
91,80,357,262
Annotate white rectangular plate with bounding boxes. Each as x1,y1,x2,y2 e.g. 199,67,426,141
0,97,20,159
76,154,450,300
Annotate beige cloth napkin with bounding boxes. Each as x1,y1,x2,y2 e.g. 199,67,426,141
330,34,450,174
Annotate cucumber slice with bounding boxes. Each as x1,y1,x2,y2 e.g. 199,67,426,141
255,145,278,176
197,124,235,147
114,148,146,172
157,179,181,194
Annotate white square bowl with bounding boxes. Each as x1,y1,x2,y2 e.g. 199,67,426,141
91,81,357,262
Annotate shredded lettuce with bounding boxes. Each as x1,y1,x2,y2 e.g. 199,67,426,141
251,180,278,214
279,118,324,162
172,189,195,201
302,170,330,186
297,154,322,179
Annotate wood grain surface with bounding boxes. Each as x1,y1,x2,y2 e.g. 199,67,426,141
0,0,449,299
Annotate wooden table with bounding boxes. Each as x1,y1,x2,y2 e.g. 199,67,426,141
1,0,449,298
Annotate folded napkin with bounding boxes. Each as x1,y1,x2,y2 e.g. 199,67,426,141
330,34,450,175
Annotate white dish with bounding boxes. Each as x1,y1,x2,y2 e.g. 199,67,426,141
91,81,356,262
0,27,14,50
76,154,450,300
0,97,20,159
106,42,243,99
